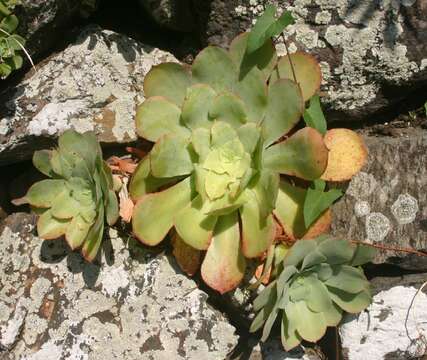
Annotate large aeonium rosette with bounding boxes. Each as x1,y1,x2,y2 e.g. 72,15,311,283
129,33,366,293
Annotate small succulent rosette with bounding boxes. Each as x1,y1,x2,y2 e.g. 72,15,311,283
130,31,368,294
250,236,375,350
15,130,119,261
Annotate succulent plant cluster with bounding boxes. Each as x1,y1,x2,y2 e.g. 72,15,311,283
16,130,119,261
0,0,25,79
129,27,367,293
251,236,375,350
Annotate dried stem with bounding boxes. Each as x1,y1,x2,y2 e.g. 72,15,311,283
281,33,298,84
351,240,427,257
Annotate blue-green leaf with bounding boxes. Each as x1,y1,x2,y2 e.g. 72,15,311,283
303,95,327,135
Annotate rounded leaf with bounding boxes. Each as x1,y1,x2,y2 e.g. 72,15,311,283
172,233,202,276
272,52,322,101
201,212,246,294
174,195,217,250
51,190,80,219
292,301,327,342
105,189,119,226
143,62,191,106
328,288,372,314
209,92,247,128
135,96,189,142
181,84,217,130
321,129,368,181
25,179,66,208
263,79,304,146
263,127,328,180
192,46,237,93
65,214,91,250
37,209,70,240
132,177,193,246
33,150,54,177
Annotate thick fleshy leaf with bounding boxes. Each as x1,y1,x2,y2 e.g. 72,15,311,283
305,277,333,312
201,189,249,216
181,84,217,129
237,123,261,154
281,313,302,351
317,238,354,264
229,32,277,80
291,301,327,342
250,170,279,219
25,179,66,208
132,177,193,246
37,209,70,240
33,150,54,177
65,214,91,249
325,265,369,294
328,288,372,314
143,62,191,106
322,302,343,327
263,127,328,180
150,134,194,178
201,212,246,294
135,96,189,142
191,128,211,162
50,190,80,219
261,306,279,342
129,157,180,201
303,95,327,135
50,149,72,178
105,189,119,226
240,190,275,258
175,195,217,250
209,92,247,128
351,244,376,266
272,52,322,101
81,207,105,262
192,46,237,93
1,14,18,33
282,239,316,267
273,180,306,240
250,283,277,332
321,129,368,181
210,121,239,148
302,209,332,240
253,281,276,312
235,66,267,123
171,233,202,276
263,79,304,146
301,249,327,270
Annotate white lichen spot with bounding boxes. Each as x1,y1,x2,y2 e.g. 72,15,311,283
354,201,371,217
347,172,378,199
23,340,63,360
27,100,89,136
294,25,319,49
101,265,130,297
366,212,391,242
391,193,419,225
22,313,48,345
421,59,427,71
319,61,331,83
0,119,10,136
324,25,348,47
315,10,331,24
0,303,26,349
340,286,427,359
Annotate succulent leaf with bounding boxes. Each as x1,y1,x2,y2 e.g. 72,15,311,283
272,52,322,101
201,212,246,294
135,96,189,142
143,62,191,106
132,176,193,246
192,46,237,93
263,79,304,146
150,134,194,178
182,84,217,130
209,92,247,128
37,209,70,240
263,127,328,180
303,95,327,135
321,129,368,181
25,179,67,208
172,233,202,276
33,150,54,177
251,236,374,350
65,214,91,250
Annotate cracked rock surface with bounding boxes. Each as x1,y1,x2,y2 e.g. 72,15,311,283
332,129,427,270
0,26,177,165
0,213,238,359
340,273,427,360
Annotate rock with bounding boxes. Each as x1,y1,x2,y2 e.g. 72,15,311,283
340,273,427,360
13,0,90,60
194,0,427,121
0,213,238,359
0,25,177,165
138,0,196,32
331,129,427,270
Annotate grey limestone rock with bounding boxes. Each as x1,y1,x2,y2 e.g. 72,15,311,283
0,25,177,165
0,213,238,359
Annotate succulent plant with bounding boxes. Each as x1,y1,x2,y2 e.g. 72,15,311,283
0,0,25,79
129,26,367,293
250,236,375,351
15,130,119,261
